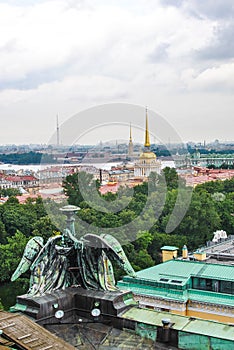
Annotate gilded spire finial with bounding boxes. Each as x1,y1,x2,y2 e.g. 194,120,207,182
144,106,150,148
129,122,132,142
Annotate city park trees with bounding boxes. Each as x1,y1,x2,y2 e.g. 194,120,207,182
62,169,232,267
0,168,233,308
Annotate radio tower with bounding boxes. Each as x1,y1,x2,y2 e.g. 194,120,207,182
56,114,60,146
128,122,133,157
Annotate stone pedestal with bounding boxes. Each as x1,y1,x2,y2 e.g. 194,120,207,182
11,287,137,329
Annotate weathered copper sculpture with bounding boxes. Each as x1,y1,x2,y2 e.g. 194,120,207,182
11,205,136,296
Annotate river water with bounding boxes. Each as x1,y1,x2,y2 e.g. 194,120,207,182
0,160,174,172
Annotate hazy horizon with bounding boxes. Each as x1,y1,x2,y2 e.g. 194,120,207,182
0,1,233,145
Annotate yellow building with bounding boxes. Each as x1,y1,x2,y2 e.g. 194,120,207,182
161,246,178,262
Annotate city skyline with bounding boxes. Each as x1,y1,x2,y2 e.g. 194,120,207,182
0,0,234,144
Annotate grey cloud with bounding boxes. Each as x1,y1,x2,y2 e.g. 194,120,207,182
160,0,184,8
189,0,234,20
161,0,234,19
197,23,234,60
148,43,169,63
0,64,68,91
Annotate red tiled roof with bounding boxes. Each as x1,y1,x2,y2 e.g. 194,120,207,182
99,183,120,194
183,169,234,186
5,175,37,182
20,176,37,181
5,176,22,182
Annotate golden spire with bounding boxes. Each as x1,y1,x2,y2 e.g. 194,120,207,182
129,122,132,142
144,107,150,148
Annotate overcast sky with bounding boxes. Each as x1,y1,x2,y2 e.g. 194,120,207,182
0,0,234,145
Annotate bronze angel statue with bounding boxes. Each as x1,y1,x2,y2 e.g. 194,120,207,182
11,205,136,296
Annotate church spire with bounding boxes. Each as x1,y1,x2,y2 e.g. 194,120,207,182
128,122,133,157
144,107,150,148
129,122,132,142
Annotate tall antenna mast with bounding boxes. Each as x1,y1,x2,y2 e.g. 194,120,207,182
56,114,60,146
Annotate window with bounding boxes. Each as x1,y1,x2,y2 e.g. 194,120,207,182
220,281,233,295
161,308,169,312
192,278,211,291
171,280,183,284
206,279,212,291
192,277,234,294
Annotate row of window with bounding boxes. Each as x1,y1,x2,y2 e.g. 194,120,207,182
192,277,234,295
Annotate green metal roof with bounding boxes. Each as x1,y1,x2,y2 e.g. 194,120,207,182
125,259,234,283
122,306,188,329
196,262,234,281
161,246,179,251
181,319,234,341
118,283,234,307
117,260,234,306
188,289,234,307
118,281,187,302
122,307,234,341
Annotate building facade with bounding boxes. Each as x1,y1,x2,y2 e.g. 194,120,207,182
118,259,234,323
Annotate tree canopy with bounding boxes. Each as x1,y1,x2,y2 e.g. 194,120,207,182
0,168,233,295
